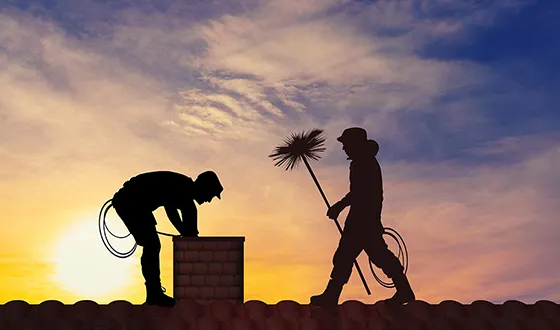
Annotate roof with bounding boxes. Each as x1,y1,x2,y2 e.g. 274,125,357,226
1,299,559,330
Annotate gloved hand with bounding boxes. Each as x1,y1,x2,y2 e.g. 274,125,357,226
326,201,346,220
176,224,187,237
179,225,199,237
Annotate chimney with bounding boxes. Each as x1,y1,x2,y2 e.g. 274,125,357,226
173,236,245,303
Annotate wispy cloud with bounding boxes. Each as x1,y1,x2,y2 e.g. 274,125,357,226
1,0,558,304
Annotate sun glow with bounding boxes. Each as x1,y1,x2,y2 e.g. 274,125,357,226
50,215,137,300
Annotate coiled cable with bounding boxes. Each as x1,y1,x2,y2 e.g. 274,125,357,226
369,226,409,288
98,199,179,259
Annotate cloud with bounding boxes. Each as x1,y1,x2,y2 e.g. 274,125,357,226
1,0,558,304
189,0,540,161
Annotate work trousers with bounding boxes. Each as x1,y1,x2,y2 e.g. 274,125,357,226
330,209,404,284
112,191,162,286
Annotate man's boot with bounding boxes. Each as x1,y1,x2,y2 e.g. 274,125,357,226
145,282,176,307
310,279,344,307
384,272,415,305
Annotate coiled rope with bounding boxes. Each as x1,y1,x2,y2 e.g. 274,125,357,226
98,199,179,259
369,226,409,288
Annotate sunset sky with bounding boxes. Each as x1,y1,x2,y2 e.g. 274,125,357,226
1,0,559,305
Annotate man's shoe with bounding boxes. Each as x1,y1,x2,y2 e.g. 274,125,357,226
383,290,415,305
383,273,415,305
310,280,344,307
145,284,176,307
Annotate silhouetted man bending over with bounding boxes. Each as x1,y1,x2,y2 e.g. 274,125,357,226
310,127,415,307
111,170,224,307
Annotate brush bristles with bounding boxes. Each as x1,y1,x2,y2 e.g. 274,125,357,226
269,128,326,170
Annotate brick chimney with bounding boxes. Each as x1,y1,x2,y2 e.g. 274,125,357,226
172,236,245,303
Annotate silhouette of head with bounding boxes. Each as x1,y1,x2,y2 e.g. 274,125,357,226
194,171,224,205
337,127,368,159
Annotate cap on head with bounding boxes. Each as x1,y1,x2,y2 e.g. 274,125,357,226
196,170,223,199
337,127,368,145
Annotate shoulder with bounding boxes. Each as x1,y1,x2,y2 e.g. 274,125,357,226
174,173,194,191
150,171,194,186
350,157,378,169
179,174,194,184
161,171,193,182
350,158,373,166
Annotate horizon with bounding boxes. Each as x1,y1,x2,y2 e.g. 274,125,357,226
0,0,559,305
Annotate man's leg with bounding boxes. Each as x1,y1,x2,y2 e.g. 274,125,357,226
113,201,175,307
137,222,176,307
365,235,415,305
311,229,363,307
139,224,161,286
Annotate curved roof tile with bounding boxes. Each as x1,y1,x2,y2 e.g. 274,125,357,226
0,300,559,330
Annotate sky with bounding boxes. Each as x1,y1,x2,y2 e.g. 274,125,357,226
0,0,559,305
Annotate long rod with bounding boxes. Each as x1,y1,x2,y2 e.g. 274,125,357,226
302,157,371,295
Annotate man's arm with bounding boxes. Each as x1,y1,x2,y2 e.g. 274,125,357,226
179,200,198,236
327,161,372,219
339,192,352,208
334,162,357,209
164,206,185,235
345,160,375,207
327,192,350,220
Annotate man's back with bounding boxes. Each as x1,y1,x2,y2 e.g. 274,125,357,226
349,154,384,207
120,171,194,211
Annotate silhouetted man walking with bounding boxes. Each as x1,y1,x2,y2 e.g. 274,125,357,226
111,170,223,307
310,127,415,307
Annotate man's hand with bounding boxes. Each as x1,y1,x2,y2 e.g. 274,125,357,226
176,222,196,237
165,206,184,232
178,224,188,237
326,201,346,220
178,203,198,237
